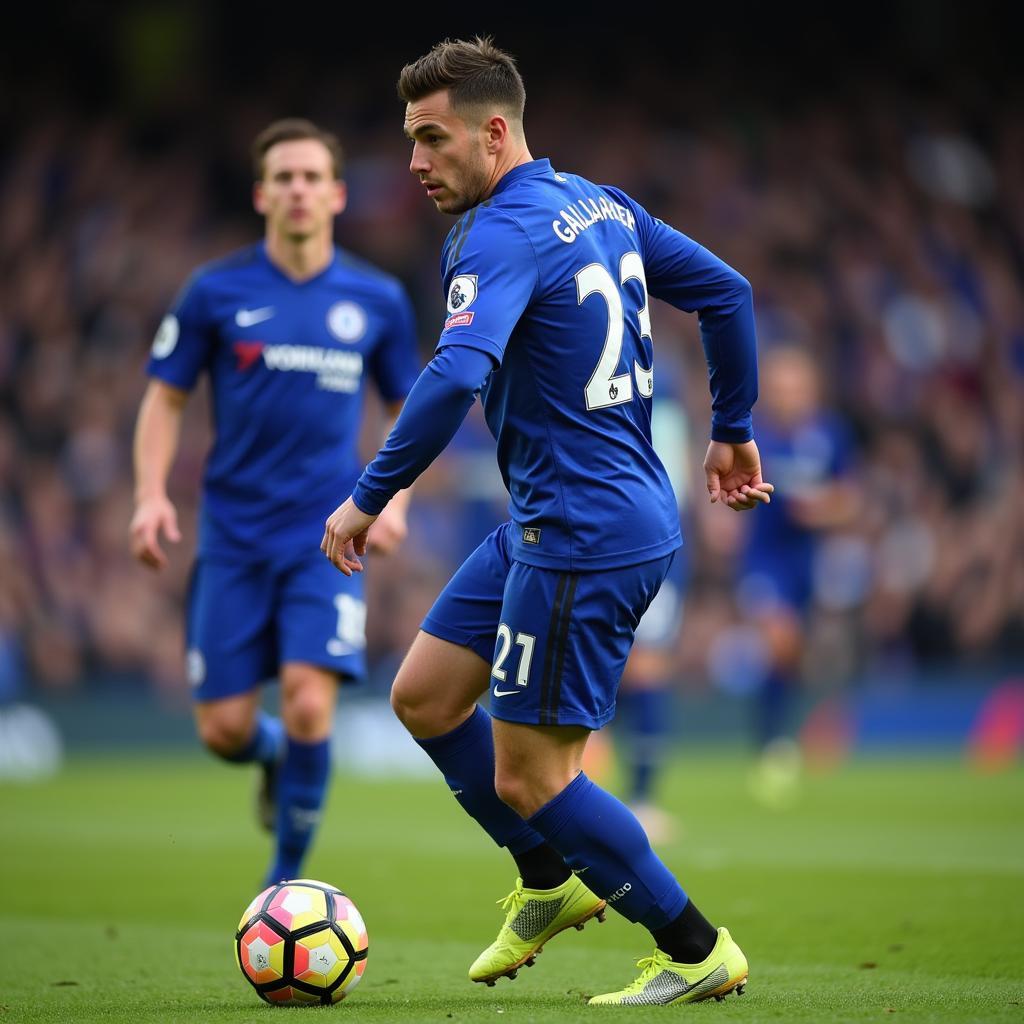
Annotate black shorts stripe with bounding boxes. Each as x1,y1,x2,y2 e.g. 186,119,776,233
540,573,579,726
538,573,569,723
544,575,579,725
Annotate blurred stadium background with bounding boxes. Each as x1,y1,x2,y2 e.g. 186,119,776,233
2,6,1022,1022
1,3,1020,775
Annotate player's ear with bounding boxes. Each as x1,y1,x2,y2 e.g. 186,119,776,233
332,180,347,216
485,115,509,154
253,181,267,216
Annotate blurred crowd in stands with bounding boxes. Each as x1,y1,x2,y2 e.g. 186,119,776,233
1,30,1021,710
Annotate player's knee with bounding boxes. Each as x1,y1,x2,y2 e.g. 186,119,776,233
494,767,546,819
497,755,584,817
389,674,453,736
389,680,412,725
282,689,333,741
197,715,252,758
280,667,336,741
493,768,525,815
390,676,429,733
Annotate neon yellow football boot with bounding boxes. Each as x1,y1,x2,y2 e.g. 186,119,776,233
587,927,748,1005
469,874,606,985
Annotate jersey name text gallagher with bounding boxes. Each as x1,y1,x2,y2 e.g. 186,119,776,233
552,196,636,244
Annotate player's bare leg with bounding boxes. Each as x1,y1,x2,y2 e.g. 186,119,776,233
261,662,339,885
391,632,597,985
390,631,490,738
195,691,263,757
280,663,338,742
195,689,284,836
491,719,590,818
275,663,339,834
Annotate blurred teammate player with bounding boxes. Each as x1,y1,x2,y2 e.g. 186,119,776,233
737,343,858,804
615,377,693,844
320,39,772,1005
130,119,420,887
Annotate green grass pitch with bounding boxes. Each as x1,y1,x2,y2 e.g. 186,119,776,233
0,751,1021,1022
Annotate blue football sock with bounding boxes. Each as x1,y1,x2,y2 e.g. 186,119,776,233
220,711,284,766
416,705,543,855
264,736,330,886
619,688,671,804
756,669,792,748
527,771,688,930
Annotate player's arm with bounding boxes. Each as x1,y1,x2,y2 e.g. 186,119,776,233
650,245,772,511
321,345,496,574
363,281,422,556
364,398,412,555
130,380,188,570
131,274,211,567
323,209,535,573
606,187,773,511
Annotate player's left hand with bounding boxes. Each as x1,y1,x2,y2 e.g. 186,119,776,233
366,501,408,555
704,439,775,511
321,497,378,575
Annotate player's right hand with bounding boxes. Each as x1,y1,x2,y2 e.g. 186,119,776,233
321,496,377,576
130,495,181,570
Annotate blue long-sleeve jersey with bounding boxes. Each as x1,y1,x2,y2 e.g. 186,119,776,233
355,158,758,572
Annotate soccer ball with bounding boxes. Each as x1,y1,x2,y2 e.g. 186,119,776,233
235,878,368,1005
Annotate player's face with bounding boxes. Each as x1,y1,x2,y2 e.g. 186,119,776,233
405,91,491,215
763,348,820,424
254,139,346,242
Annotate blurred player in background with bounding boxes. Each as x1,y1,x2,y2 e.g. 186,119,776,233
608,364,693,844
130,119,420,887
737,343,858,805
321,39,773,1005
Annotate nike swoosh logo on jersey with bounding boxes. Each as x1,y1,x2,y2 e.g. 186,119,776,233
235,306,276,327
492,686,521,697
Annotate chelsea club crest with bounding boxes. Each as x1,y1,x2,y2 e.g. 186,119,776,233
327,301,367,343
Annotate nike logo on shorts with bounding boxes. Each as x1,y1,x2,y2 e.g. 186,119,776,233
235,306,276,327
492,686,521,697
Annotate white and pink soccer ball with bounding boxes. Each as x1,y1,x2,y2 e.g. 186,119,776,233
235,878,368,1005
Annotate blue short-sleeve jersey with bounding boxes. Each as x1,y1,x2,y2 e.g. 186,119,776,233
147,243,419,558
431,159,757,571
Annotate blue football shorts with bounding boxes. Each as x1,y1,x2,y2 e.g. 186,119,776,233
737,554,813,616
633,541,687,649
421,522,677,729
185,549,366,702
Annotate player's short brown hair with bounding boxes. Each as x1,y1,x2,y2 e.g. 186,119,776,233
251,119,345,181
397,37,525,124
